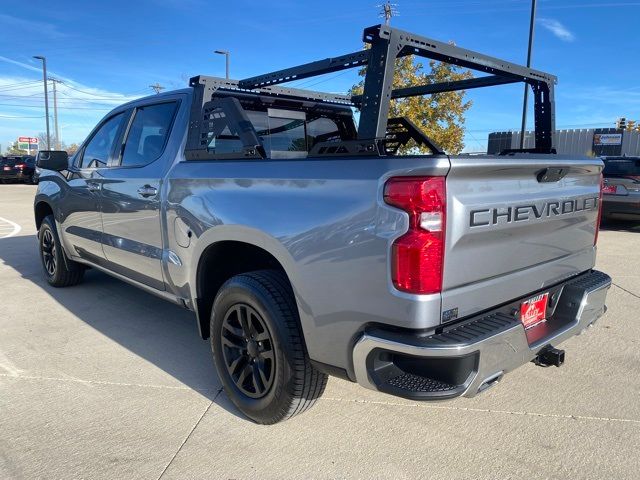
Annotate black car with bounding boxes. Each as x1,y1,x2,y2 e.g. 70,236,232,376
601,156,640,221
0,155,38,184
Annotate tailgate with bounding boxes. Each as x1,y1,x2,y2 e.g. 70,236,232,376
441,154,602,322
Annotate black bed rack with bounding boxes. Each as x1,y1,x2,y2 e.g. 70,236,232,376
186,24,557,159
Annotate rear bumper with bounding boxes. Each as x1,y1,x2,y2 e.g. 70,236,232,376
0,171,28,180
352,270,611,400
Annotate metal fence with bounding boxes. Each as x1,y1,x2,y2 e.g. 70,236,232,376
488,129,640,157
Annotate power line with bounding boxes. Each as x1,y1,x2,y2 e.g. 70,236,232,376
60,82,146,99
0,102,112,111
0,80,42,88
290,70,353,89
0,114,46,118
0,81,43,93
0,92,46,99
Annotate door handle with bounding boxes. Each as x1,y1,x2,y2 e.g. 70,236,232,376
137,185,158,198
87,181,101,192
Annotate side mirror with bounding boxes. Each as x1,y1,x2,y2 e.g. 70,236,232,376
36,150,69,172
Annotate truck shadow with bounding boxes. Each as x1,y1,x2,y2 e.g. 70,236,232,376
600,219,640,233
0,234,243,419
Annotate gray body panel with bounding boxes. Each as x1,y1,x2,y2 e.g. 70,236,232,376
165,155,449,371
35,88,604,380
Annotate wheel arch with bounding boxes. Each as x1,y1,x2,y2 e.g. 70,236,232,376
34,200,54,231
192,231,301,340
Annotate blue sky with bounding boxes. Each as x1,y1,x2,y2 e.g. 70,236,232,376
1,0,639,153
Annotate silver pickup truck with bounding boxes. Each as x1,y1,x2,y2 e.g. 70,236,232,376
34,25,611,424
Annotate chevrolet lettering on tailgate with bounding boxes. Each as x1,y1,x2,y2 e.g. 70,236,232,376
470,196,599,227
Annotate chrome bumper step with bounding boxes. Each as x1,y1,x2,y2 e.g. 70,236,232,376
353,270,612,400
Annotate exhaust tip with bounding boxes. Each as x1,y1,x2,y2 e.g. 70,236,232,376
477,371,504,394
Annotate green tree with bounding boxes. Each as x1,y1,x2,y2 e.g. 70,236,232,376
6,141,28,155
349,51,473,154
65,143,79,155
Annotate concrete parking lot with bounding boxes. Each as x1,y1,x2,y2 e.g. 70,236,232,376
0,183,639,480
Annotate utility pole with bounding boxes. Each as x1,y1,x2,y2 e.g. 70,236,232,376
149,83,165,94
519,0,537,149
379,1,398,25
33,56,50,150
50,78,62,149
214,50,230,79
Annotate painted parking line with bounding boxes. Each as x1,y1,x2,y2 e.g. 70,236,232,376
0,217,21,238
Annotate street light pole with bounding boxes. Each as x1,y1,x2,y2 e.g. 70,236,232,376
33,55,51,150
519,0,537,149
214,50,230,79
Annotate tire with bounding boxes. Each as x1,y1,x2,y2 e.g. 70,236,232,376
211,270,327,424
39,215,85,287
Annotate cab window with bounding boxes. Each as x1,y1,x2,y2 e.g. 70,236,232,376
120,102,178,167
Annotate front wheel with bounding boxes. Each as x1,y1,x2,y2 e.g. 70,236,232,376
39,215,85,287
211,270,327,424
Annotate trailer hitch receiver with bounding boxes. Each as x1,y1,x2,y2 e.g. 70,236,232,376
534,346,565,368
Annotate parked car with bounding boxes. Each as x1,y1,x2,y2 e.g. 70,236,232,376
0,155,38,184
33,24,610,424
601,156,640,221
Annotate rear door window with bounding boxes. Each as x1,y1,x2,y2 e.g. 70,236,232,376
120,102,178,167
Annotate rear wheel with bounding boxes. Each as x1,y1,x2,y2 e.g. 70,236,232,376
39,215,84,287
211,270,327,424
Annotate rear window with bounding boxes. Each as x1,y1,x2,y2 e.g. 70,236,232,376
603,158,640,176
207,108,343,159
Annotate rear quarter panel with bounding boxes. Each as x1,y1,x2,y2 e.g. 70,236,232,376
164,156,450,373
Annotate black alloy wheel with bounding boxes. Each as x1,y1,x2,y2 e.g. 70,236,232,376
210,270,328,424
38,215,84,287
221,303,275,398
41,228,57,276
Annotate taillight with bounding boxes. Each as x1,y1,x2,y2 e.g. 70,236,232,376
595,173,603,245
602,184,617,195
384,176,446,294
15,163,26,170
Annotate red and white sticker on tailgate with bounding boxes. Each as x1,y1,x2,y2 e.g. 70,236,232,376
520,292,549,329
